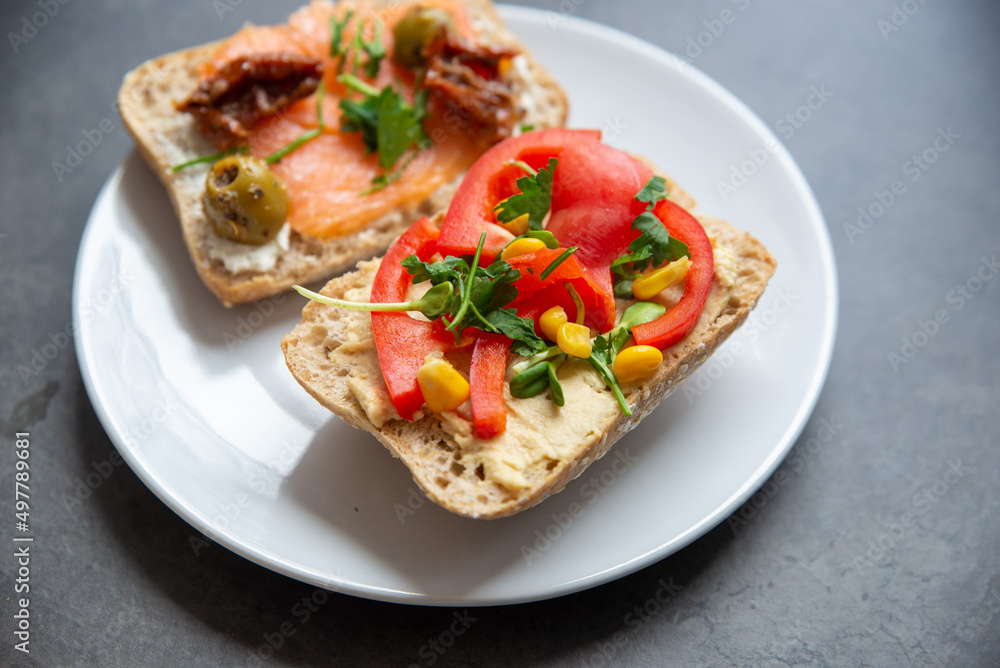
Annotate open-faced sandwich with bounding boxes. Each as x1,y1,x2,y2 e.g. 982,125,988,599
282,129,777,519
118,0,567,305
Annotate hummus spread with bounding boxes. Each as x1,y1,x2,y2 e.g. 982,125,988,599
328,246,737,491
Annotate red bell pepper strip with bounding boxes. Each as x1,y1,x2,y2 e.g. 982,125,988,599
370,216,453,420
437,128,602,261
469,332,511,439
505,248,617,332
631,199,715,350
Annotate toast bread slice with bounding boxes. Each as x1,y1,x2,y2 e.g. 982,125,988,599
117,0,568,306
281,176,776,519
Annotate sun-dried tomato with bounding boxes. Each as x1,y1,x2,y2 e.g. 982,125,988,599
178,53,323,150
424,29,518,79
422,29,519,146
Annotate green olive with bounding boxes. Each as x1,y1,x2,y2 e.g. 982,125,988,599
392,6,454,69
204,155,289,245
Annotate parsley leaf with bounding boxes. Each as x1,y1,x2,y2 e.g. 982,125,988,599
376,86,427,169
613,278,635,299
484,309,547,357
493,158,557,231
469,260,520,316
400,255,467,285
359,19,386,79
588,335,632,416
398,236,544,355
635,175,669,206
363,143,427,195
629,212,690,272
610,177,690,280
331,14,384,77
330,10,354,65
339,74,430,189
339,90,380,153
585,301,666,416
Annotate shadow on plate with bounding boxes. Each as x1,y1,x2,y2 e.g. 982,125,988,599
116,150,329,344
115,150,334,419
280,389,697,602
76,368,743,666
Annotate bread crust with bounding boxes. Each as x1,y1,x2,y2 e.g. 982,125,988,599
117,0,568,306
281,180,777,519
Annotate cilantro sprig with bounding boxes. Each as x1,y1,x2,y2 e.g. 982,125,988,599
294,281,455,318
339,74,430,193
539,246,578,280
587,301,668,415
171,146,249,172
330,10,354,66
401,235,547,356
588,336,630,415
295,233,545,357
353,18,386,78
493,158,558,232
610,175,691,297
265,80,327,165
635,175,669,205
330,11,385,77
329,12,419,192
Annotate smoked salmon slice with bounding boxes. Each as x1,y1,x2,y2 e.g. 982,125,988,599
195,0,485,239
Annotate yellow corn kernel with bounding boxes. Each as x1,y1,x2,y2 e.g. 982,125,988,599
613,345,663,383
417,356,470,413
500,237,546,260
495,198,530,236
502,214,530,236
556,322,592,358
539,305,568,341
631,256,691,300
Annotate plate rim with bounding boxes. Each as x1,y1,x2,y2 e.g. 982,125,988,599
74,5,839,606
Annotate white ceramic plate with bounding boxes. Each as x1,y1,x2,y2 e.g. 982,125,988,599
74,7,837,606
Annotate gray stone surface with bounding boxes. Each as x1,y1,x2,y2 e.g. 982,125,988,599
1,0,998,666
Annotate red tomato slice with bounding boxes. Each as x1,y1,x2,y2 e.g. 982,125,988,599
545,136,654,267
437,128,601,261
370,216,453,420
